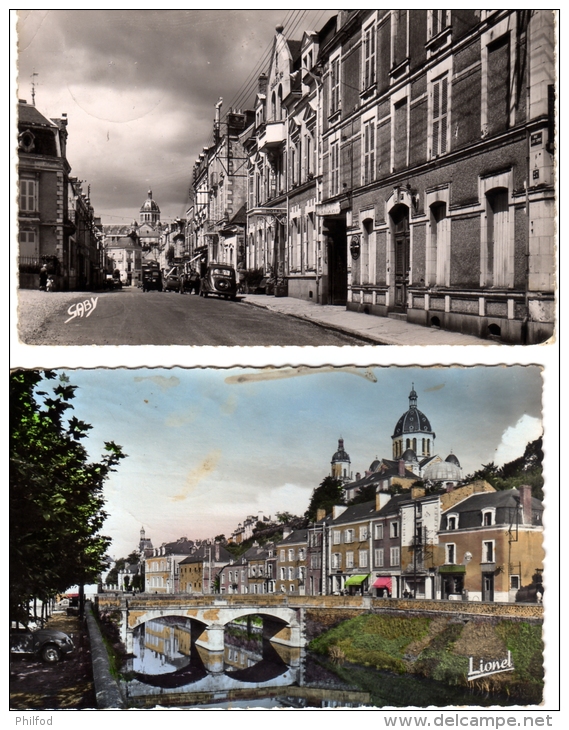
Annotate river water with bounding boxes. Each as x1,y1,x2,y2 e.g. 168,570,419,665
121,616,519,709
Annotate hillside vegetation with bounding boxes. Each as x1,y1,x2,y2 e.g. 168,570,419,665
309,613,543,704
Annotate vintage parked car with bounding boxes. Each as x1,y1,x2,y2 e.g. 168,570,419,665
199,265,238,300
10,626,75,663
163,274,182,292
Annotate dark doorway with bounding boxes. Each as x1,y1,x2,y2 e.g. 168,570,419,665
482,573,494,602
391,204,410,311
325,217,347,305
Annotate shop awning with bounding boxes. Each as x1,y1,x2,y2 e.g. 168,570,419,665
373,577,392,590
345,574,370,586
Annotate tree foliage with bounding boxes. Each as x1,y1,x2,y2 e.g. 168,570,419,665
464,438,544,500
305,476,345,521
10,370,126,622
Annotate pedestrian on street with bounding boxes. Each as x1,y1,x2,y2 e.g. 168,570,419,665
39,266,48,291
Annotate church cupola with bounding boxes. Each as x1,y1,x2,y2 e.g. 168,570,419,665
139,189,161,225
331,438,352,484
392,385,435,460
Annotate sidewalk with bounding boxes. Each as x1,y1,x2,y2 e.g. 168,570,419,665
240,295,499,346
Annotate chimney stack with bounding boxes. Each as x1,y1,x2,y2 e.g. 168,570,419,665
316,508,326,522
411,486,425,500
376,491,391,511
258,73,268,95
518,485,533,524
399,459,406,477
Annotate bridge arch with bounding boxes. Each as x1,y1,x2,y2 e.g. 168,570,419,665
121,600,304,655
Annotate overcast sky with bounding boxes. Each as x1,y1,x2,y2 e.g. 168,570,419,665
39,365,544,560
15,9,336,226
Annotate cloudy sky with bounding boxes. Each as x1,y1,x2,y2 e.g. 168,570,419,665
15,9,336,226
36,365,544,560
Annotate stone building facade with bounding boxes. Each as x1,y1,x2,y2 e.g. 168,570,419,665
214,11,556,343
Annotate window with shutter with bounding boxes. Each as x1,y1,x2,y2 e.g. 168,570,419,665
363,119,375,185
20,179,37,212
330,57,340,114
330,140,340,196
363,24,376,89
431,75,449,157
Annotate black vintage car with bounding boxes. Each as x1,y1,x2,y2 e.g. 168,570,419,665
10,627,75,663
199,265,238,300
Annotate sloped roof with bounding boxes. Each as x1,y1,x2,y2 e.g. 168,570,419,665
447,488,543,516
330,500,377,525
277,529,308,547
19,101,57,128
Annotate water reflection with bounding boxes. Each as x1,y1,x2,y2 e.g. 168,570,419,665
122,616,519,708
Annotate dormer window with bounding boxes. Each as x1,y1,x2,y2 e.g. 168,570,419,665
482,509,495,526
447,515,457,530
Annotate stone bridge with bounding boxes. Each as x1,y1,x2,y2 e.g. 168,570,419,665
97,594,311,671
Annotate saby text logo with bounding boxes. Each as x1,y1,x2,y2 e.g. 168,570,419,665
65,297,98,323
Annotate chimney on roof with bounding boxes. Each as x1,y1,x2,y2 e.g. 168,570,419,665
316,508,326,522
258,73,268,95
398,459,406,477
355,472,361,481
332,505,347,519
376,491,391,511
519,485,533,524
282,526,292,540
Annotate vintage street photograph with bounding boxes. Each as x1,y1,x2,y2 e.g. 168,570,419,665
14,10,556,346
9,366,553,710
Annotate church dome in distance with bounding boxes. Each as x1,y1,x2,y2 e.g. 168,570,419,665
445,452,461,467
401,448,418,462
392,385,433,438
368,458,381,472
423,459,462,483
140,189,160,213
332,438,350,463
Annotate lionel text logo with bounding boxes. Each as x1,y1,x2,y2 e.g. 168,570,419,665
467,651,514,681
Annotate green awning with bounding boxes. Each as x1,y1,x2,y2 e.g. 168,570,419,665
439,565,466,574
345,574,370,586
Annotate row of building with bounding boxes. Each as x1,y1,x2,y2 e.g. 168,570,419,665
185,10,555,344
116,386,543,604
129,480,543,605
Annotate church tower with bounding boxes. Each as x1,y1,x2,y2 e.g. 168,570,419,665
331,438,352,484
391,384,436,460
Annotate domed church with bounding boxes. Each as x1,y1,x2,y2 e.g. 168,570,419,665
391,385,462,487
339,385,463,501
138,189,165,257
140,189,161,225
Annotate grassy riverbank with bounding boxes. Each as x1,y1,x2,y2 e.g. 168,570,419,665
309,613,543,704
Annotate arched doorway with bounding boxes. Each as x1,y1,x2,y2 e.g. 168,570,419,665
390,204,410,311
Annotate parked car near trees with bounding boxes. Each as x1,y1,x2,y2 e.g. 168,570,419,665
10,627,75,663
